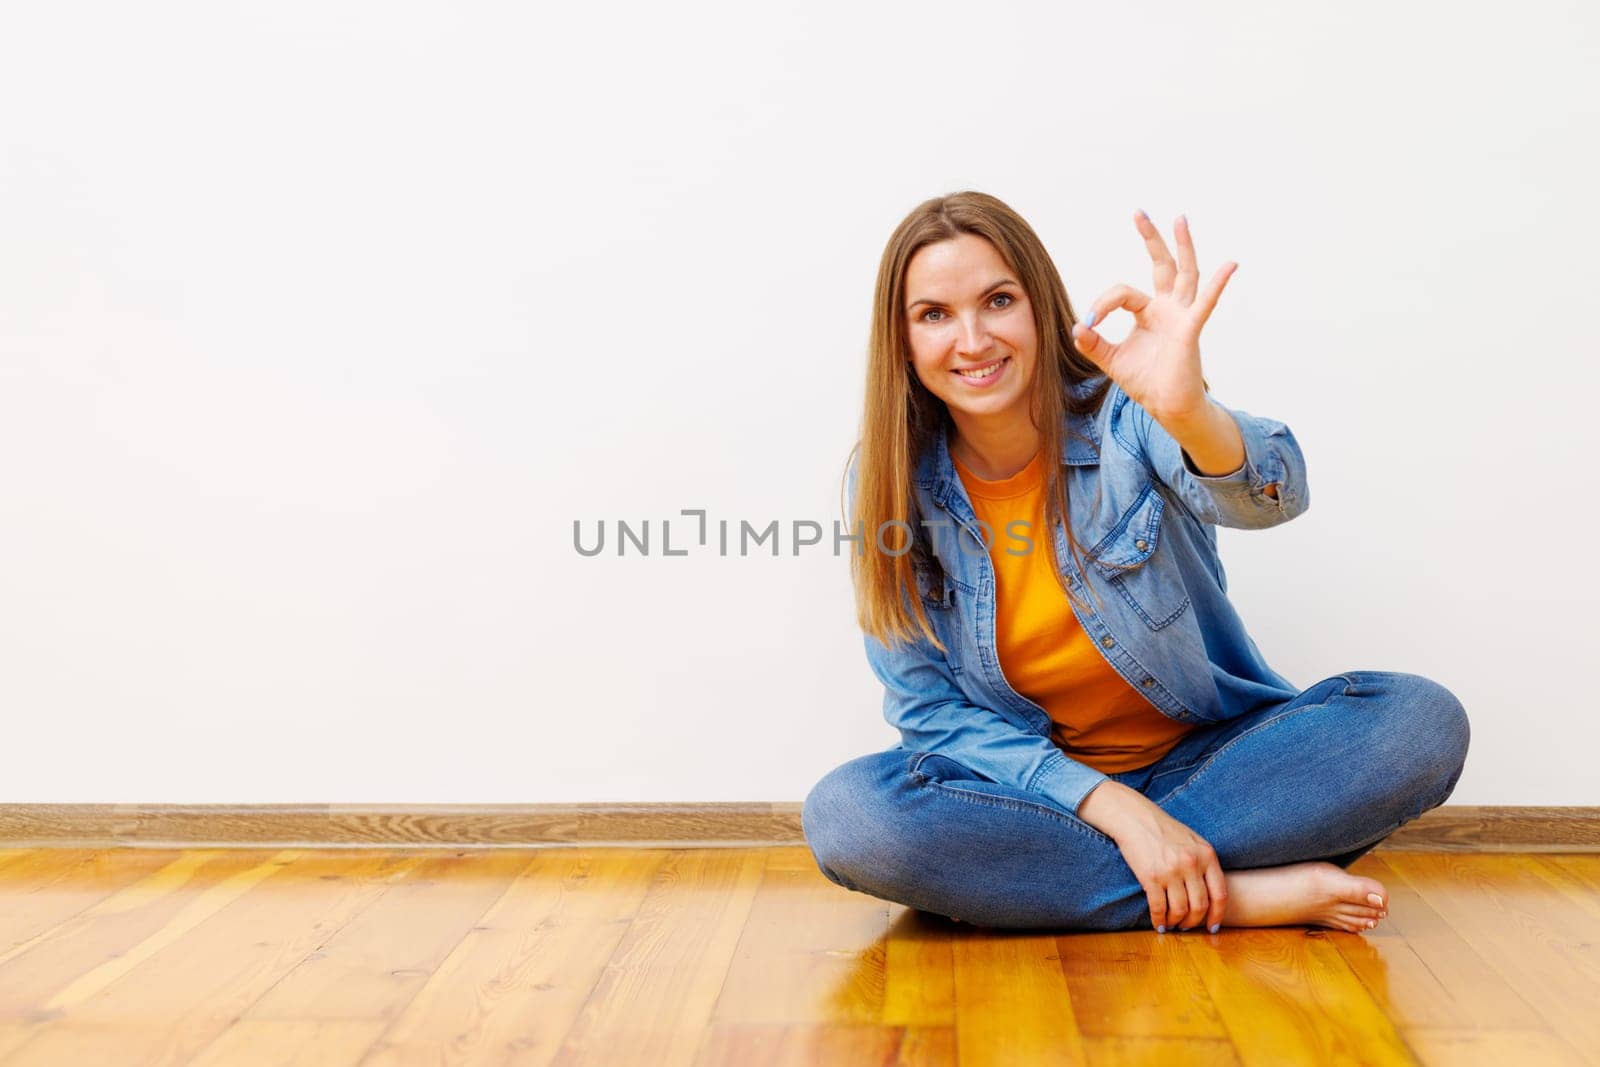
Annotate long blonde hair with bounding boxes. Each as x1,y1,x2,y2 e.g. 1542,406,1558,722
844,191,1116,653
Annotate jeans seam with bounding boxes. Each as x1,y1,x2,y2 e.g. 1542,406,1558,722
1159,674,1355,809
1144,759,1204,785
908,770,1116,846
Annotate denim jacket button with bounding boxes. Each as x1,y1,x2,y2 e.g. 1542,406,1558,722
1099,635,1114,648
1136,539,1148,551
1142,677,1155,687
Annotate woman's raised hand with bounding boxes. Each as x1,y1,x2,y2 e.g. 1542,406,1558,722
1071,212,1237,426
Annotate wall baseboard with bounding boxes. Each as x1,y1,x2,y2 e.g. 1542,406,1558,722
1,804,1598,851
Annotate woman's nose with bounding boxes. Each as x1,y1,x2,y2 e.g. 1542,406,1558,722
955,315,990,354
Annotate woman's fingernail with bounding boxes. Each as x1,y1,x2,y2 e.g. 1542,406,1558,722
1084,310,1097,328
1209,923,1221,934
1137,208,1149,220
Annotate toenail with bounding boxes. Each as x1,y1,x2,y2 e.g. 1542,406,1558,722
1367,920,1376,928
1209,923,1220,934
1157,925,1165,933
1368,893,1383,906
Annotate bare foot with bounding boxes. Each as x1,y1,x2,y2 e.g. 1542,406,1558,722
1220,861,1390,933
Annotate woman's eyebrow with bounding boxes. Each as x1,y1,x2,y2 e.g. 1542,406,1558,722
905,278,1018,313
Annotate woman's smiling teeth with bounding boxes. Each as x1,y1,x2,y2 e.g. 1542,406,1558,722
954,357,1009,379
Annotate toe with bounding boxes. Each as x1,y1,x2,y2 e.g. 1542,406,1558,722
1338,904,1383,923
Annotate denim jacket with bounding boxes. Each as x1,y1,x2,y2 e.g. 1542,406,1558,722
849,374,1311,816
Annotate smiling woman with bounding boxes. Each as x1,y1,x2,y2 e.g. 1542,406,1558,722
803,190,1470,936
903,235,1040,481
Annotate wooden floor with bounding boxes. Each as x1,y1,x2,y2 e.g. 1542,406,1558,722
0,847,1596,1066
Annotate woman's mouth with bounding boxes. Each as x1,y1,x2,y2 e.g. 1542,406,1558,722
952,356,1010,387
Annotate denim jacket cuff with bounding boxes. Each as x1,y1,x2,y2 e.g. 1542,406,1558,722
1179,401,1293,508
1030,749,1112,817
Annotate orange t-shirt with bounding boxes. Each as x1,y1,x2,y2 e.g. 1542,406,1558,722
952,447,1197,773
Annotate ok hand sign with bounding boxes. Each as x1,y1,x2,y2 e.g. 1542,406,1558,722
1071,212,1237,425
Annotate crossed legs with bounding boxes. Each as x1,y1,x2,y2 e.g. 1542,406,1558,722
801,671,1469,931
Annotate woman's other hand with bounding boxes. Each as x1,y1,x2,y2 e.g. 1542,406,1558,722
1079,779,1228,933
1070,212,1236,428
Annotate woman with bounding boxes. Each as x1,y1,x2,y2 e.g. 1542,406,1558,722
801,191,1469,933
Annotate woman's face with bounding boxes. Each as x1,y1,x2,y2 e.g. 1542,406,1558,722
903,233,1038,432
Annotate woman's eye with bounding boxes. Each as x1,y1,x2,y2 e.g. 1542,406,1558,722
918,293,1014,323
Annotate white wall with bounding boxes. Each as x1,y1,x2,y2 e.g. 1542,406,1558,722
1,1,1593,804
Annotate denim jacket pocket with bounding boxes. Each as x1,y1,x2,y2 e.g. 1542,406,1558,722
912,556,964,673
1088,481,1191,631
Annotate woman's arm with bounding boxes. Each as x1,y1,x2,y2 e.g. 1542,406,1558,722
1120,385,1310,529
1068,213,1307,528
865,625,1114,817
1162,397,1249,481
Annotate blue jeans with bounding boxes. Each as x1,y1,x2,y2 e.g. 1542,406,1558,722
801,670,1470,931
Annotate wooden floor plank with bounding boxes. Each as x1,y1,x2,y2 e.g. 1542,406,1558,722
355,849,665,1067
761,845,823,873
881,906,957,1029
1402,1027,1590,1066
1329,854,1546,1031
894,1024,959,1066
1540,853,1600,898
1529,854,1600,925
952,930,1088,1066
0,850,40,876
1081,1036,1240,1066
691,1022,919,1066
0,850,423,1066
1057,929,1230,1041
1179,928,1415,1065
0,849,298,1061
0,849,205,959
736,849,959,1030
1383,853,1600,1059
190,1021,391,1067
227,849,537,1025
708,854,892,1026
550,848,766,1066
0,846,1590,1065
